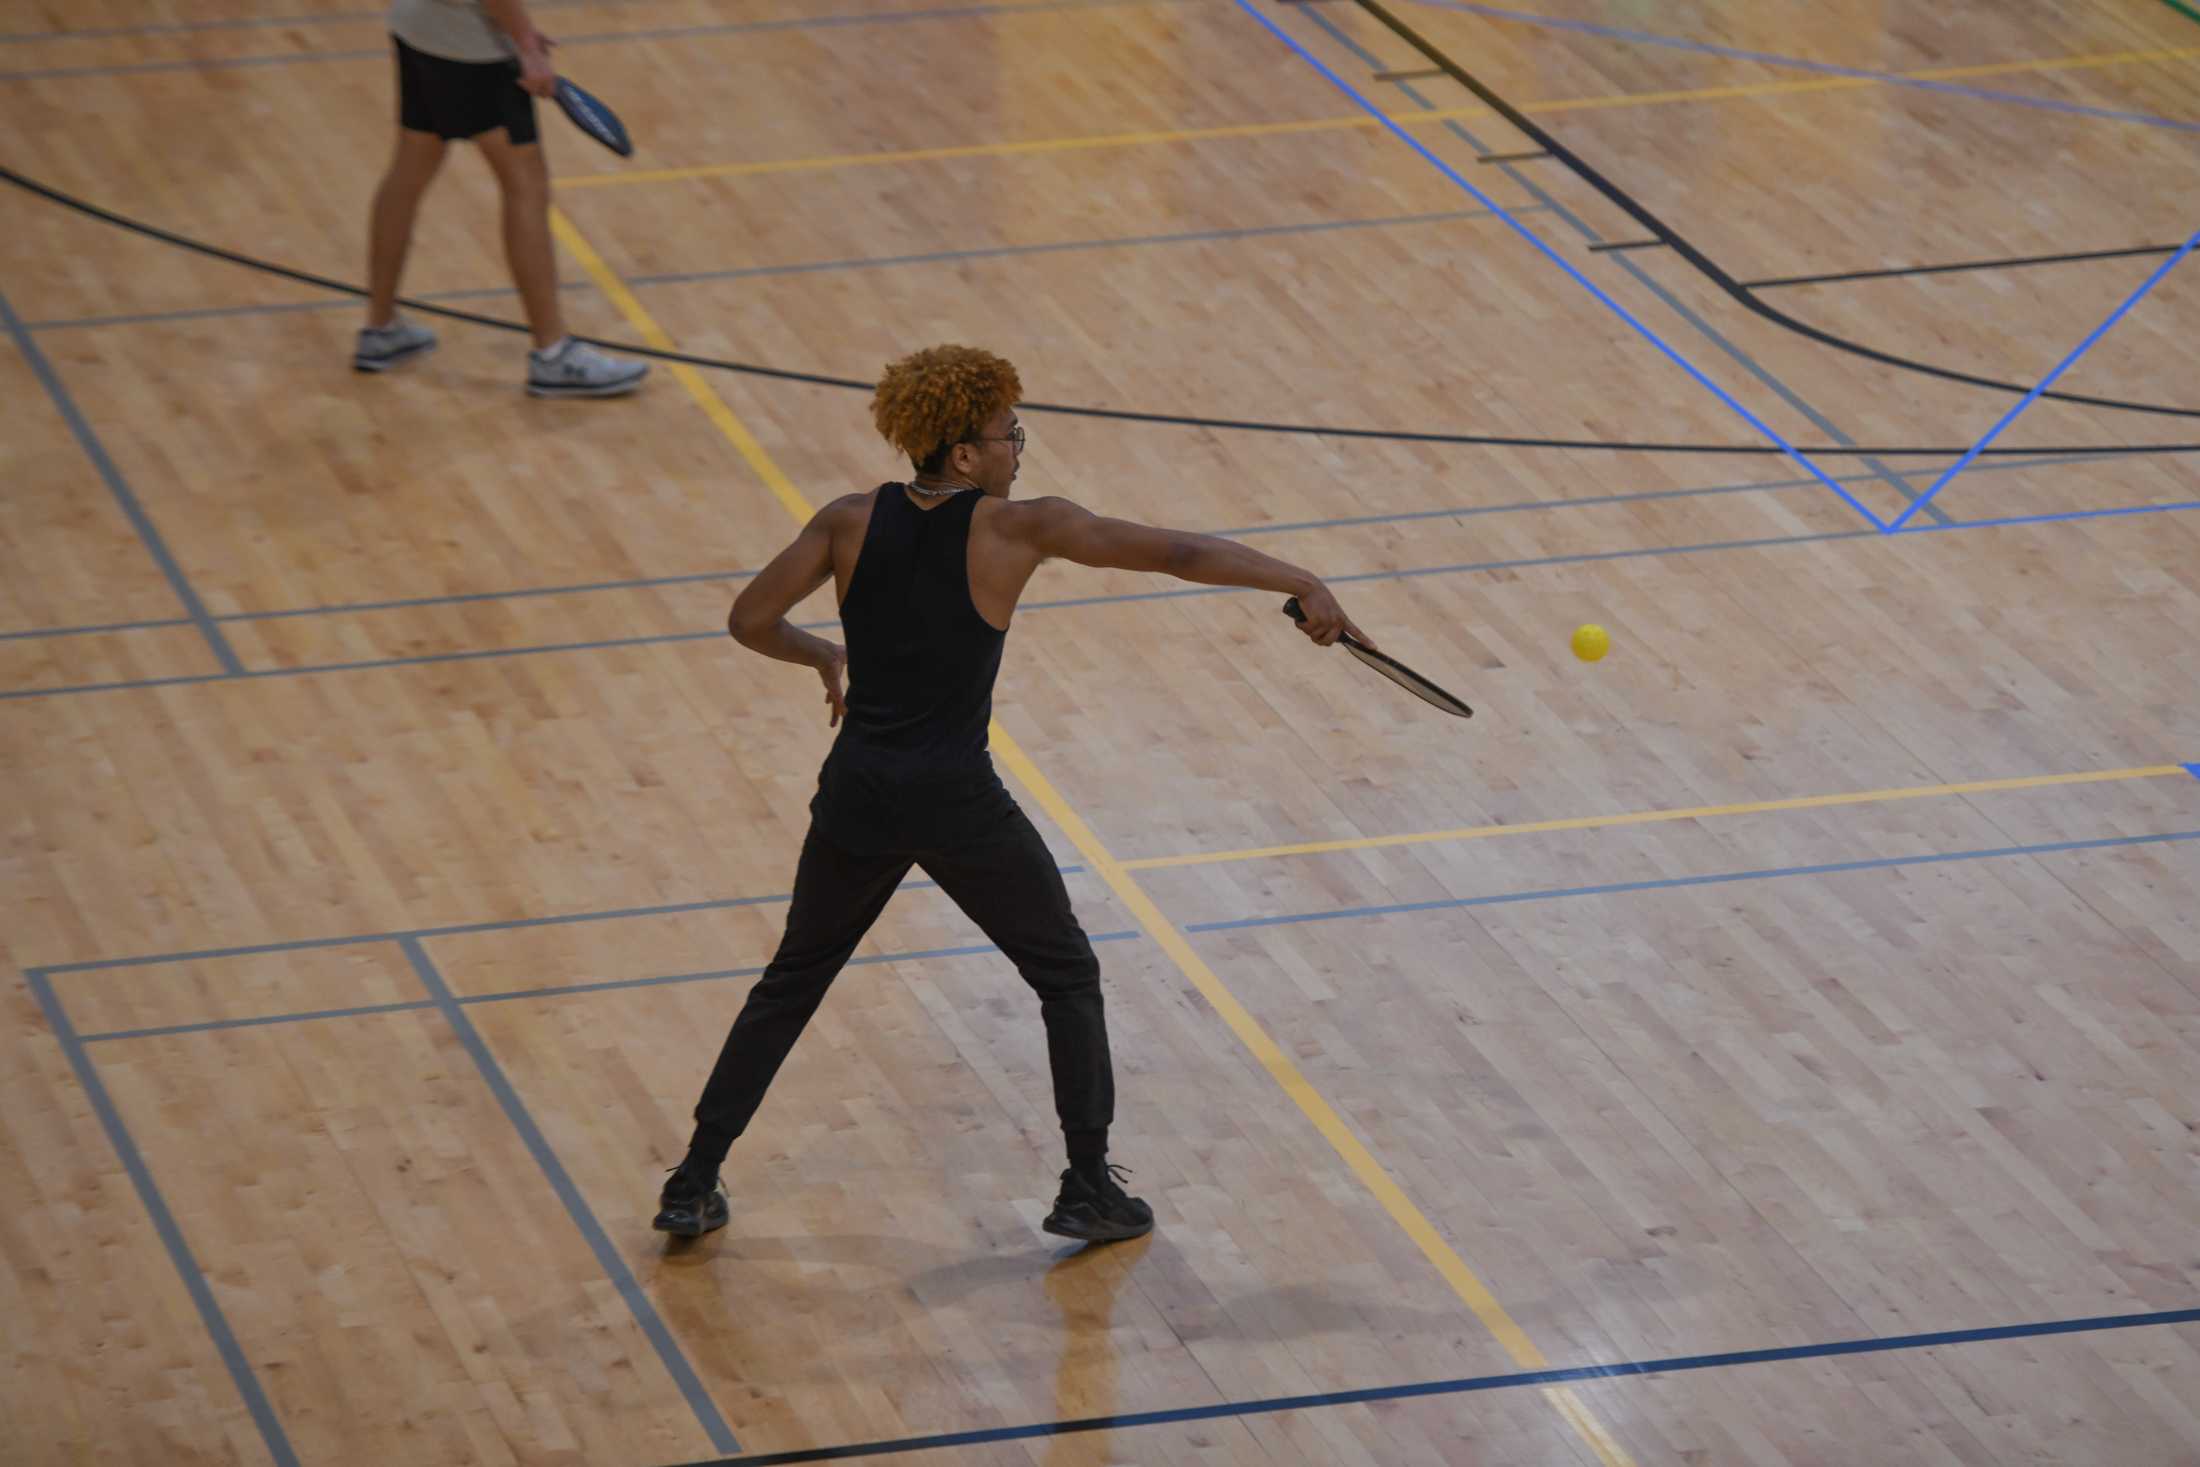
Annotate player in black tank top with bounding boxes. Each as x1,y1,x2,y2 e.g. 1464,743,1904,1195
809,483,1019,851
656,346,1367,1245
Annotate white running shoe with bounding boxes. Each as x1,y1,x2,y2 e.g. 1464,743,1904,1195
354,316,438,372
526,338,649,398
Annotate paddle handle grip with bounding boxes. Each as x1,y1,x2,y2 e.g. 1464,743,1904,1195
1283,596,1359,649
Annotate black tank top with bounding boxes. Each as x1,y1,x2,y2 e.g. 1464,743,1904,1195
810,484,1017,849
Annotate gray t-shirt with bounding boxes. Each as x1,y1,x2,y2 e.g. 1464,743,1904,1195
388,0,513,62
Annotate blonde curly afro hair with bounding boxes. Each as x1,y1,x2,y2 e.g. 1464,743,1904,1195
872,344,1023,472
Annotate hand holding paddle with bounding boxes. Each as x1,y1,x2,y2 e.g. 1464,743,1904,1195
515,30,557,98
1283,598,1473,719
1283,583,1370,648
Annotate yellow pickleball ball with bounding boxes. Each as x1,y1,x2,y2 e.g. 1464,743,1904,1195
1571,623,1610,662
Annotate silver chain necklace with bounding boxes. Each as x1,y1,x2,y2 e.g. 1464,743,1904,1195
906,477,976,498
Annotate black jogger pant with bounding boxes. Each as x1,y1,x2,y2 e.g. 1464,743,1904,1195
691,804,1113,1144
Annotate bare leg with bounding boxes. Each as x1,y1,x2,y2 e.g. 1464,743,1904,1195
366,129,448,329
474,130,565,349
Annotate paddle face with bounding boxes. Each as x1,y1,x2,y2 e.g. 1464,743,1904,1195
554,77,633,157
1282,598,1473,719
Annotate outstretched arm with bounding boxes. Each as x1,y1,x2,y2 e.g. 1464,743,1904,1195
729,507,849,725
1021,498,1372,646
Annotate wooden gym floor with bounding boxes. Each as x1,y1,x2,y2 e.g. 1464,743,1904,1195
5,1,2200,1462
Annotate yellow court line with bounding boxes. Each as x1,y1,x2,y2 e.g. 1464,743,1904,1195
548,205,1638,1466
551,43,2200,192
553,107,1495,189
1122,764,2189,872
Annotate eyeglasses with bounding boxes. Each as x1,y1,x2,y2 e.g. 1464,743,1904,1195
968,424,1025,453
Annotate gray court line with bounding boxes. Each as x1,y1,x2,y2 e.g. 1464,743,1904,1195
31,494,2200,702
1,567,760,647
1600,254,1948,523
1183,828,2200,932
1289,4,1946,524
76,930,1146,1042
22,207,1528,334
64,820,2200,1032
1004,525,1879,615
223,566,759,621
0,288,244,673
0,0,1183,80
0,446,2153,651
0,446,2149,653
38,870,1088,977
0,614,194,641
23,967,303,1467
398,936,741,1455
81,998,443,1043
25,283,541,332
0,0,660,44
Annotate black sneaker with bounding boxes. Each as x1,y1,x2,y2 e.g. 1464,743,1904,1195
1042,1164,1154,1242
652,1169,728,1238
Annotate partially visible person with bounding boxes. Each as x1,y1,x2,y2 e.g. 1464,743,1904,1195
358,0,648,398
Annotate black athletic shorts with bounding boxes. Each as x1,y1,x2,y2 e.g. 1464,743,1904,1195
392,36,538,144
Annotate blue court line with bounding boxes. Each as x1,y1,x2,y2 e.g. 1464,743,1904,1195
1885,234,2200,532
20,207,1526,335
22,491,2200,703
74,930,1146,1042
23,969,303,1467
1416,0,2200,136
2186,763,2200,780
398,937,741,1455
0,446,2154,652
673,1303,2200,1465
1182,828,2200,934
0,288,243,673
0,0,1181,79
1290,4,1944,525
1235,0,1887,530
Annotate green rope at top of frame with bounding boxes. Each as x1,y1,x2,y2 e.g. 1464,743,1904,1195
2162,0,2200,27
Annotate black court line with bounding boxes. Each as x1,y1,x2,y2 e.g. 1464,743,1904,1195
1285,1,1946,525
1749,242,2188,290
0,288,243,674
1346,0,2200,423
6,163,2193,461
658,1304,2200,1464
1586,239,1666,253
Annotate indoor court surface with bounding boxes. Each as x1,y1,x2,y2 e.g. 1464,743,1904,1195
9,0,2200,1463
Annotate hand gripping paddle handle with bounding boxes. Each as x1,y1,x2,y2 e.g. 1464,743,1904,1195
1280,598,1473,719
